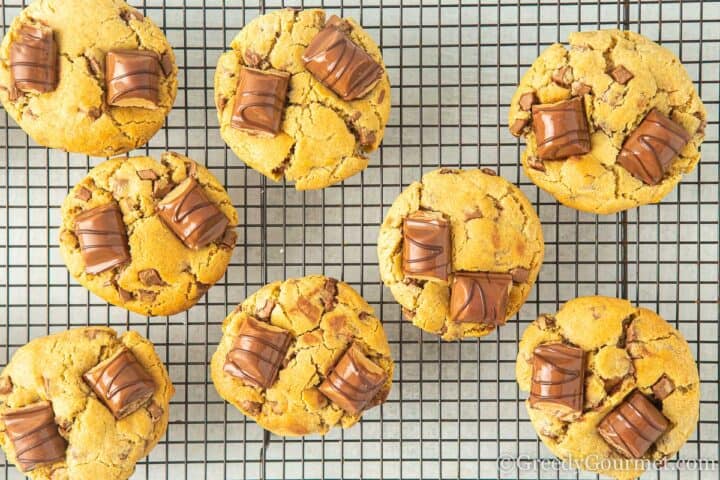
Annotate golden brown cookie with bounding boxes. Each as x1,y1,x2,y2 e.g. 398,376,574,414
214,9,391,190
0,0,177,157
377,168,544,341
59,152,238,316
516,297,700,479
210,276,394,436
509,30,706,214
0,327,174,480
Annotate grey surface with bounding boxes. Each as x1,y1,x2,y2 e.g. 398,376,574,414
0,1,718,479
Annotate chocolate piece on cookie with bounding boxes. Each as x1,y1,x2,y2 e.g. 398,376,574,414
318,344,388,415
529,343,585,415
157,177,229,250
3,401,67,472
616,109,690,185
402,210,451,282
231,67,289,135
597,390,669,458
74,202,130,275
224,316,292,389
531,97,591,160
450,272,513,326
106,50,161,108
9,23,58,94
83,348,156,419
303,16,383,101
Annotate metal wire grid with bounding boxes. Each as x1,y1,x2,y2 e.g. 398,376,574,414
0,0,717,479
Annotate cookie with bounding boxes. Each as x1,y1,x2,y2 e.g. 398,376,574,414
59,152,238,316
509,30,706,214
516,297,700,479
0,0,177,157
377,168,544,341
214,9,391,190
210,275,394,436
0,327,174,480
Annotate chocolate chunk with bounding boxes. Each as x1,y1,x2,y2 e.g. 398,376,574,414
147,401,163,422
303,16,383,101
85,55,103,78
153,178,174,199
83,348,156,419
9,24,58,94
318,344,388,415
481,167,497,176
0,376,13,394
138,268,165,286
527,156,546,172
120,8,144,23
159,52,174,77
219,228,237,250
2,401,67,472
510,267,530,284
377,89,386,103
518,91,537,111
75,187,92,202
157,177,229,250
449,272,513,326
532,97,591,160
597,390,669,458
616,109,691,185
402,211,451,282
137,290,157,302
231,67,289,135
610,65,634,84
74,203,130,275
572,82,592,97
118,287,133,302
136,169,158,181
401,307,415,320
223,316,292,389
359,129,377,147
255,299,276,319
244,49,263,68
105,50,161,109
552,66,572,87
321,277,339,311
509,117,528,137
529,343,586,415
651,375,675,400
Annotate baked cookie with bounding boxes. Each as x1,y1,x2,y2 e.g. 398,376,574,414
210,275,394,436
377,168,544,341
516,297,700,479
59,152,238,316
509,30,706,214
214,9,391,190
0,327,174,480
0,0,177,157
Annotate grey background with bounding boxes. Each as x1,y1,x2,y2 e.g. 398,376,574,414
0,1,718,479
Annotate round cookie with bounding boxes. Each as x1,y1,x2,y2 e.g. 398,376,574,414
508,30,706,214
0,327,174,480
59,152,238,316
377,168,544,341
211,276,394,436
214,9,391,190
0,0,177,157
516,297,700,479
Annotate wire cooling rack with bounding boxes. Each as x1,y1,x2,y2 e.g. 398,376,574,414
0,1,718,479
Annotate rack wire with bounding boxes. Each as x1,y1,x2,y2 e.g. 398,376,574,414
0,1,718,479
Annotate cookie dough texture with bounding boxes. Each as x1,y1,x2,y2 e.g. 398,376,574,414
377,168,544,340
509,30,706,214
211,276,394,436
0,0,177,156
59,152,238,316
0,327,174,480
214,9,391,190
516,297,700,479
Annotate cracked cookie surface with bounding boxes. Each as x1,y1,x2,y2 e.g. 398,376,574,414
0,0,177,157
509,30,706,214
377,168,544,341
59,152,238,316
214,9,391,190
0,327,174,480
210,275,393,436
516,297,700,479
